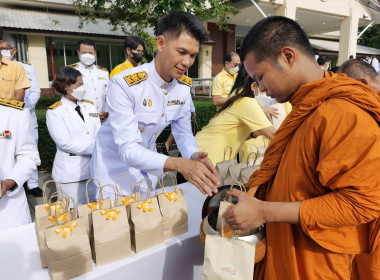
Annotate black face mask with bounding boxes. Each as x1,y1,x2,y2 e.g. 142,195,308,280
131,52,143,64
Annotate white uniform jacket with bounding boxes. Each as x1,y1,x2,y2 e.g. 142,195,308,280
15,61,40,129
70,61,109,114
91,61,199,192
46,97,101,183
0,103,40,230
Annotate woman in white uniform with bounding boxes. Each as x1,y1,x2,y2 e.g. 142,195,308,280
47,67,101,204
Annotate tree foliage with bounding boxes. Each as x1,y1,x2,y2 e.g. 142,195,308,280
73,0,238,55
358,24,380,50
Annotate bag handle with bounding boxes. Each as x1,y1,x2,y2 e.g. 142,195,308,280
158,172,177,194
42,180,63,205
136,178,153,201
115,174,135,197
223,146,233,161
51,195,77,225
246,152,259,167
226,181,246,203
98,184,119,208
85,178,102,204
46,192,68,217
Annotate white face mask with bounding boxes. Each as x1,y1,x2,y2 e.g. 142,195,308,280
229,66,239,75
1,49,14,60
255,92,273,107
79,53,96,66
69,85,86,100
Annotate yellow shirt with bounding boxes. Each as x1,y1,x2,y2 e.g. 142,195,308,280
109,59,134,78
195,97,272,166
212,69,236,98
0,57,30,99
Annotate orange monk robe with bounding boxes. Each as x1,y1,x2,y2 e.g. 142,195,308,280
247,72,380,280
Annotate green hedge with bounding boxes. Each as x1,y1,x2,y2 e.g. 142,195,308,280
37,97,216,170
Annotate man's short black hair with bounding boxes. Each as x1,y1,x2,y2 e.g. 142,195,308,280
124,36,145,53
338,59,378,80
241,16,315,64
157,11,209,45
0,27,3,41
223,52,239,64
77,38,96,51
317,55,330,66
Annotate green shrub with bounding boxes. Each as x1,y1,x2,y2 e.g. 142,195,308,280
193,100,216,131
36,109,56,171
36,96,61,110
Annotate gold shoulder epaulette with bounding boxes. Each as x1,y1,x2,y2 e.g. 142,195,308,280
124,71,148,87
67,64,79,68
97,65,108,72
178,75,192,87
48,101,62,110
20,61,31,65
82,99,94,105
0,98,25,110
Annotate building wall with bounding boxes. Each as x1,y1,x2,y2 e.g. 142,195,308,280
208,22,236,77
27,34,50,88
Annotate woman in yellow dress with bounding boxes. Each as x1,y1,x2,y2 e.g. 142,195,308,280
195,70,276,166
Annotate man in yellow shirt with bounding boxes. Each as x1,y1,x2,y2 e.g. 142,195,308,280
109,36,145,78
0,28,30,101
212,51,240,108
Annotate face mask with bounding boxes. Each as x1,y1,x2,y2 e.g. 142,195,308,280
229,66,239,75
131,52,143,64
255,92,273,107
79,53,96,66
1,49,13,60
69,85,86,100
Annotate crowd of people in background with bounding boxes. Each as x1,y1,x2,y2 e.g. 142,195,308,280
1,11,380,280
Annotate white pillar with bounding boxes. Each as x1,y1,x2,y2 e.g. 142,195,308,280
338,8,360,65
198,45,212,78
27,35,50,88
276,2,296,20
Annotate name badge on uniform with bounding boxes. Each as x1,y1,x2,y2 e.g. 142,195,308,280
98,77,106,80
167,100,186,106
0,130,11,139
89,113,99,117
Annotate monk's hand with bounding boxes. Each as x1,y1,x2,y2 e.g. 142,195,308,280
192,152,219,180
223,189,265,235
262,106,279,122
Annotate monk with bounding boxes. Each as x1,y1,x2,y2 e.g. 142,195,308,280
338,59,380,280
223,16,380,279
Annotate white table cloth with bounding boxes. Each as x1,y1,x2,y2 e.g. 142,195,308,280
0,182,208,280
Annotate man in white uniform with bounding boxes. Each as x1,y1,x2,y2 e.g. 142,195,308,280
91,11,219,196
68,38,109,122
0,98,40,231
0,34,42,197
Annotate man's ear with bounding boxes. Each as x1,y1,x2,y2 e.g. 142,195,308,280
358,77,369,85
251,81,258,94
77,50,80,57
11,48,17,56
280,47,296,65
156,35,166,53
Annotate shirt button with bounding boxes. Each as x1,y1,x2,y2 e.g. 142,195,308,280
148,145,151,149
94,88,96,90
164,91,168,95
161,113,165,117
96,97,98,99
86,132,89,134
154,131,158,135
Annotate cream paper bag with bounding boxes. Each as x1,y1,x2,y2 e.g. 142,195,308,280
201,222,256,280
130,178,164,253
91,184,131,266
216,182,246,231
35,180,64,225
271,103,287,130
157,172,188,240
77,178,112,236
114,174,141,227
215,146,237,185
45,197,92,280
228,152,257,183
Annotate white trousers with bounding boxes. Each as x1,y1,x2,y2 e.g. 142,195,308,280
60,179,97,205
27,127,39,189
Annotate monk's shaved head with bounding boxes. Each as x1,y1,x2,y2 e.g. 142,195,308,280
240,16,315,64
338,59,380,95
337,59,378,80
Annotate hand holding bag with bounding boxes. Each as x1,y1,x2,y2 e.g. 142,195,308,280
91,184,131,265
157,172,188,239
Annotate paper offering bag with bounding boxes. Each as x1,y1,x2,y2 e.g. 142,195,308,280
215,146,236,185
77,178,112,236
216,182,246,231
157,172,188,240
91,184,131,266
45,197,92,280
130,178,164,253
201,222,256,280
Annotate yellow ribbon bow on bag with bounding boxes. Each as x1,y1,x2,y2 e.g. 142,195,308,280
137,199,154,212
55,221,77,238
48,213,68,224
87,200,103,210
100,208,120,221
165,190,178,201
121,196,135,207
44,201,63,214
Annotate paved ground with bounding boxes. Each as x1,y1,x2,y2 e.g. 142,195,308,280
27,149,180,221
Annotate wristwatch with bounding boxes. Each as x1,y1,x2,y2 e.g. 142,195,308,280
250,132,256,139
6,182,19,197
